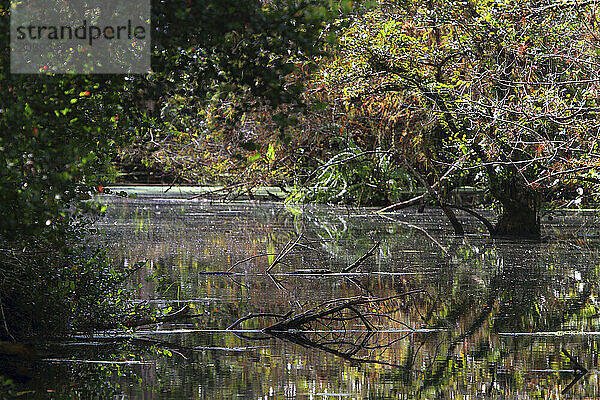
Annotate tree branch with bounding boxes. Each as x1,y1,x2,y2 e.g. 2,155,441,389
443,203,496,235
404,163,464,235
342,241,380,273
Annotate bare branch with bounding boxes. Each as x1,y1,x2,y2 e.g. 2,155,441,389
443,203,496,235
342,241,380,273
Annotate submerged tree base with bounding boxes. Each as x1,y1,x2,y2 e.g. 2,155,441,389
494,208,541,239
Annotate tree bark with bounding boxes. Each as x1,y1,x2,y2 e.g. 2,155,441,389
492,180,541,239
494,203,540,238
471,143,541,239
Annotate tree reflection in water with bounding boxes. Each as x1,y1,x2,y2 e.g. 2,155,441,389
218,209,600,397
37,199,599,398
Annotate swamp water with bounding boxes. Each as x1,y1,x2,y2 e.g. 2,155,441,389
28,190,600,398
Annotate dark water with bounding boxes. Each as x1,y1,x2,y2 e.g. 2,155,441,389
37,194,600,398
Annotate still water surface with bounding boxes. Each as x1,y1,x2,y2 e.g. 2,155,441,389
46,192,600,398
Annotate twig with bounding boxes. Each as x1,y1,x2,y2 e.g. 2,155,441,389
265,190,284,201
377,213,449,255
187,183,246,200
229,292,424,369
562,348,588,374
163,173,180,194
266,292,423,332
404,162,464,235
376,156,466,214
342,241,380,273
227,252,293,272
266,234,302,273
266,271,290,293
562,371,586,395
288,269,334,274
122,260,147,280
0,294,15,342
307,150,395,181
124,306,194,328
376,193,427,213
227,312,293,331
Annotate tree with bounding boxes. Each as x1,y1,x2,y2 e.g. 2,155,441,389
0,0,354,340
0,6,143,338
313,0,600,237
119,0,363,187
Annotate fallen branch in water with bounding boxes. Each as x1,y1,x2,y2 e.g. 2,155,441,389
562,348,588,374
123,305,199,328
266,234,302,273
561,348,588,394
443,204,496,235
264,293,420,332
187,183,247,200
227,291,424,367
342,241,380,273
377,213,448,255
227,311,293,331
287,269,334,275
376,193,427,213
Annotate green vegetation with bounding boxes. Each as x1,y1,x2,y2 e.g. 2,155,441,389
310,0,600,237
5,1,600,396
0,0,349,343
124,0,600,239
2,0,600,367
290,137,415,205
0,50,137,341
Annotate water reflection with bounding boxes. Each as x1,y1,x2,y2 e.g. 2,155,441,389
30,197,600,398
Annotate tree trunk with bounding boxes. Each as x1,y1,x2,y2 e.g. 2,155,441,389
470,143,541,238
492,181,541,239
494,203,540,238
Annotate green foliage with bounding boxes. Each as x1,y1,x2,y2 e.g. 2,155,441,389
0,235,135,341
0,0,362,341
300,0,600,226
119,0,368,186
292,137,414,205
0,1,144,341
151,0,334,105
0,75,127,237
